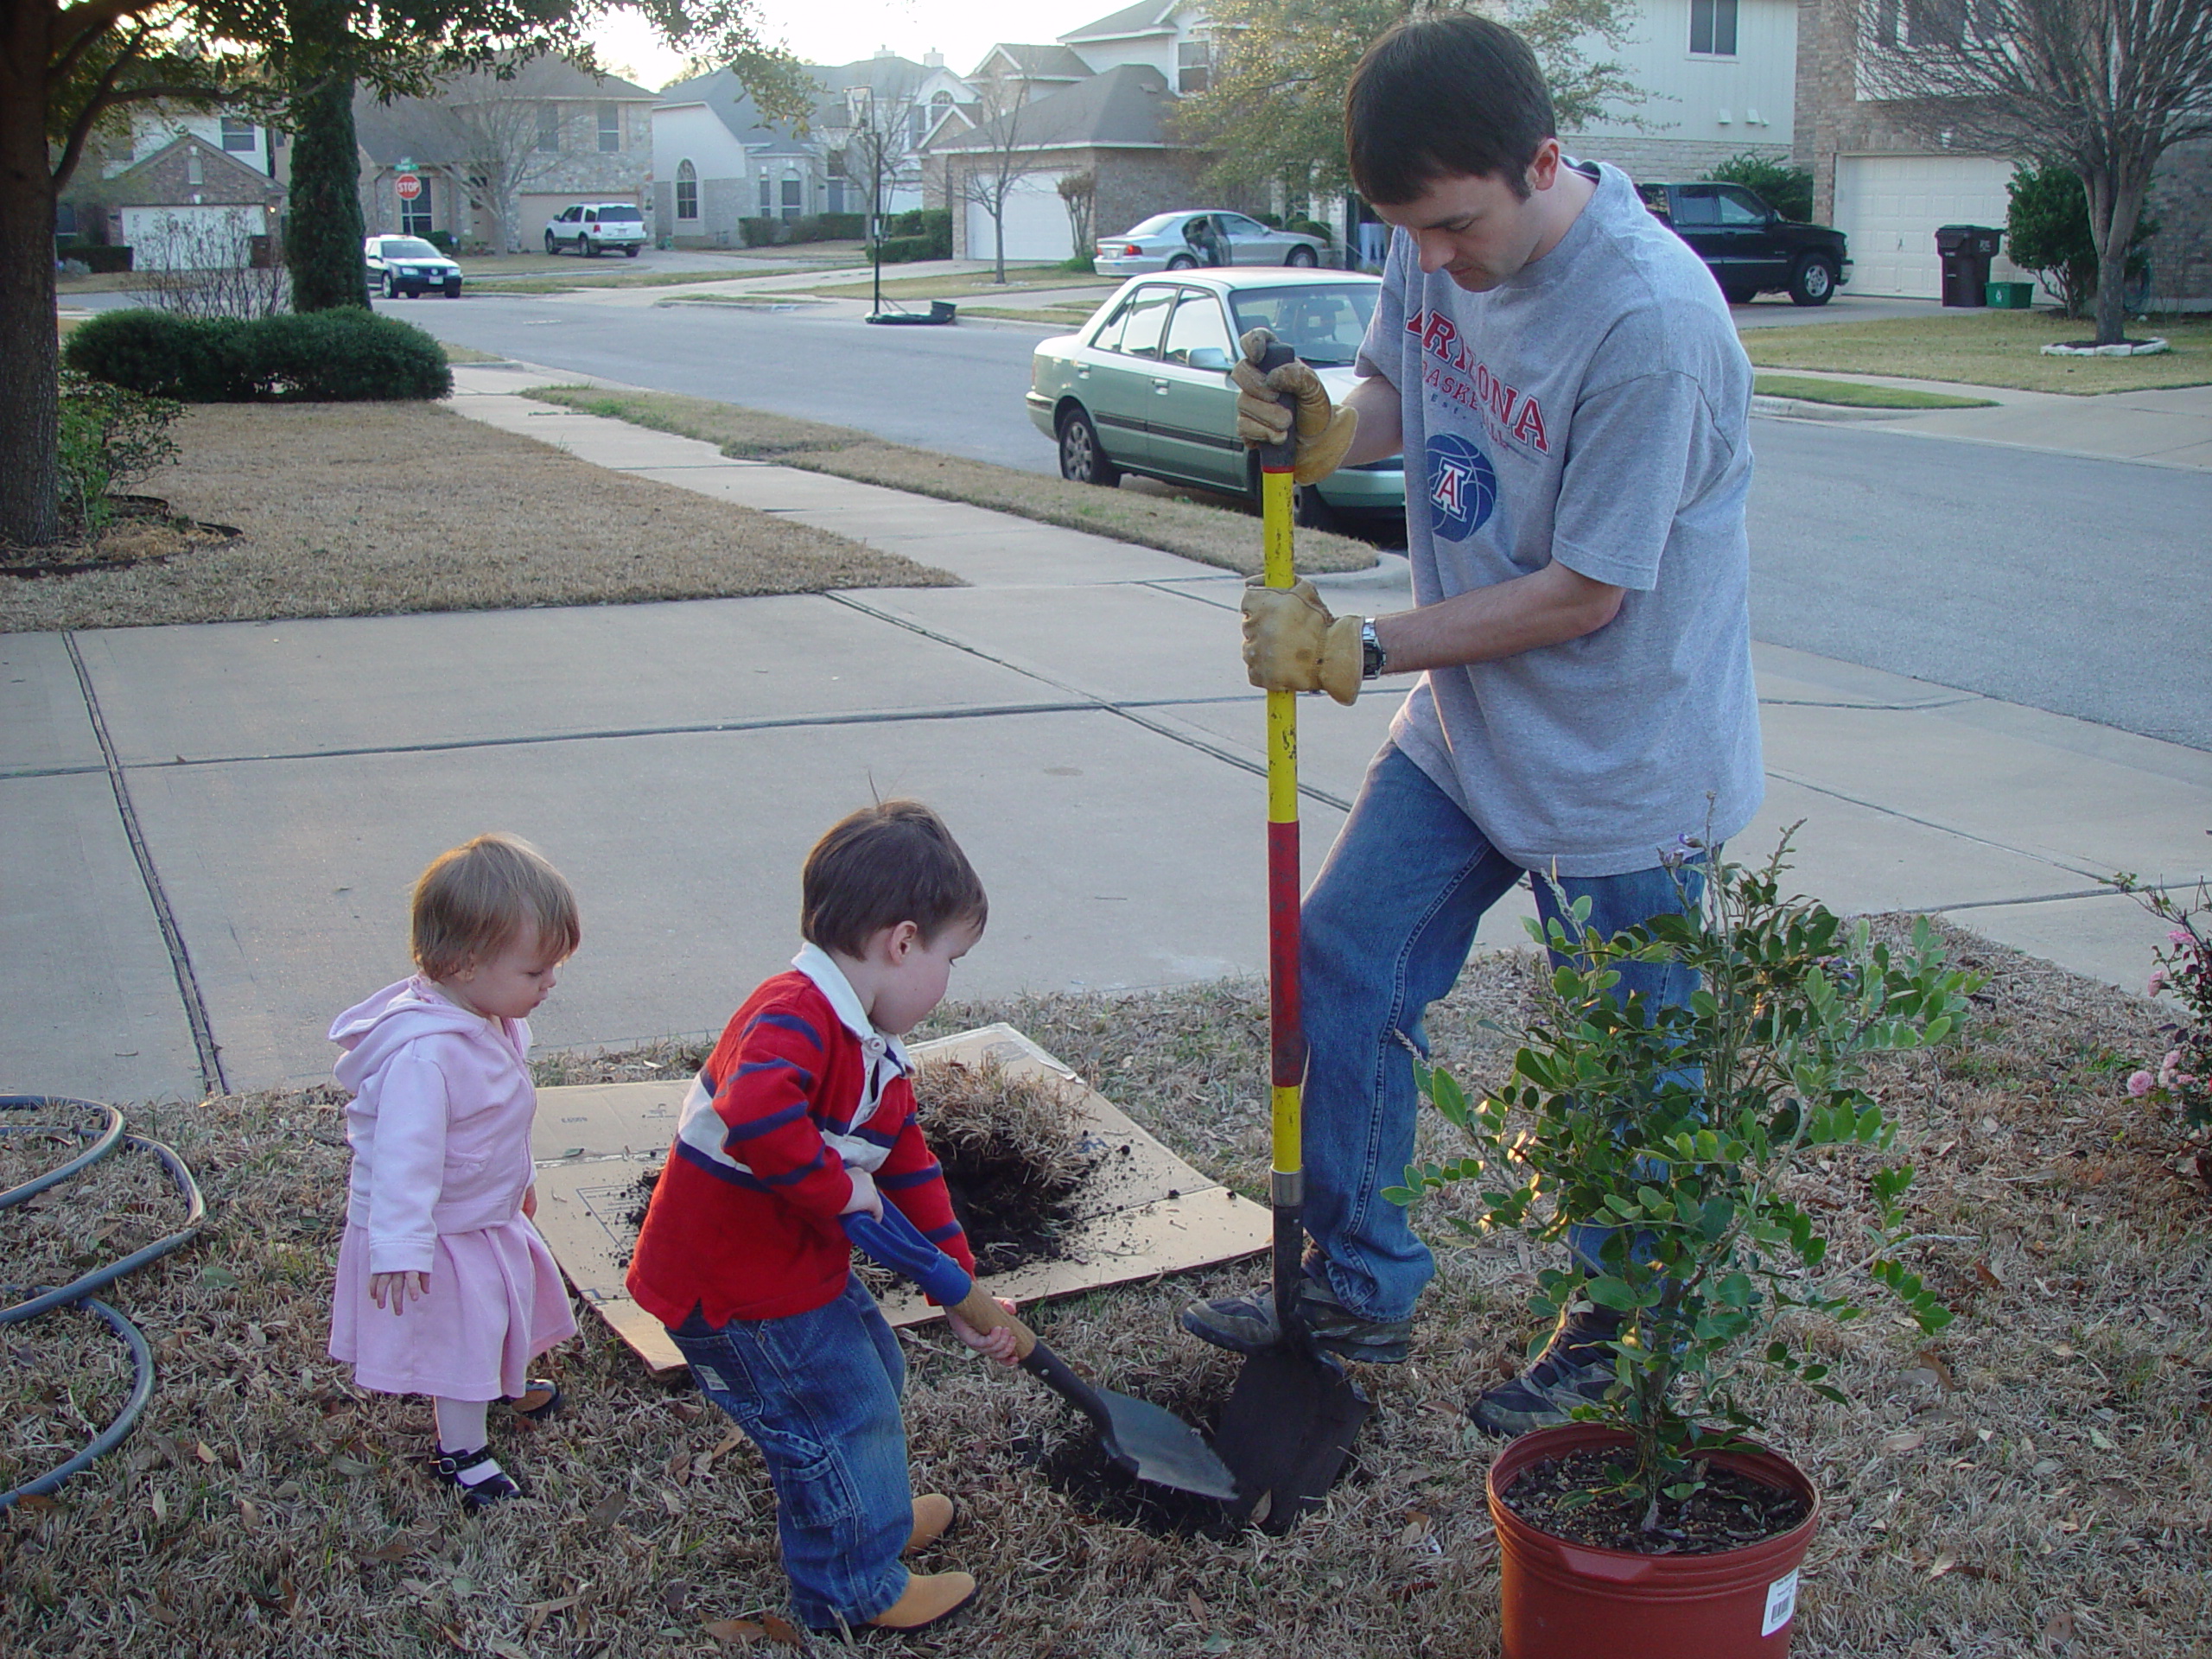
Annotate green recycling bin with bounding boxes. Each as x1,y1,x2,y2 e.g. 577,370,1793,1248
1986,280,2034,308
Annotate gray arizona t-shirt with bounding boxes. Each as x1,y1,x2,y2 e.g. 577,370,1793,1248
1358,160,1764,876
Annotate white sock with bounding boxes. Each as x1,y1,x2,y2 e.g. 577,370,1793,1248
434,1396,490,1458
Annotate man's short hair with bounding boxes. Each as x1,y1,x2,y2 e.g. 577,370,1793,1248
1346,13,1557,205
802,800,988,957
412,833,581,981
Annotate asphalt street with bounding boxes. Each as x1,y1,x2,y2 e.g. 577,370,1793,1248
66,283,2212,749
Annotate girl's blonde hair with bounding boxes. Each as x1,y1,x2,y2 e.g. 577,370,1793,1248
411,833,581,981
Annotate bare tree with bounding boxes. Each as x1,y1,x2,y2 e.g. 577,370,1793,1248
946,76,1058,283
1855,0,2212,345
448,66,570,254
1058,168,1096,260
130,213,292,316
842,82,921,244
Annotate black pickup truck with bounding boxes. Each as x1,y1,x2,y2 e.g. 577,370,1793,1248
1637,181,1853,307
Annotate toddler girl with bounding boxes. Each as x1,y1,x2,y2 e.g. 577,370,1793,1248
327,832,582,1510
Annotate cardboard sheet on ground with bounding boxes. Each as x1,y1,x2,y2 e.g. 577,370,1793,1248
531,1024,1271,1374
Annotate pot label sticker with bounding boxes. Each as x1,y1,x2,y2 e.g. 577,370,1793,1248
1762,1569,1800,1637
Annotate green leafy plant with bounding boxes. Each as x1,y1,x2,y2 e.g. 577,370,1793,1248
54,369,182,532
1702,153,1814,224
2112,874,2211,1131
1388,835,1978,1522
65,308,450,402
2005,164,2158,320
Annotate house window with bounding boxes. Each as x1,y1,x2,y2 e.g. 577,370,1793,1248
186,149,204,185
676,160,698,220
758,173,772,213
1177,35,1211,96
537,105,560,151
598,103,620,153
781,175,802,219
220,117,256,153
1690,0,1738,54
402,181,433,237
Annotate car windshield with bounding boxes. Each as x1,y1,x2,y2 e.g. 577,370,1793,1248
596,206,643,222
1122,213,1185,238
1226,283,1378,368
381,238,441,259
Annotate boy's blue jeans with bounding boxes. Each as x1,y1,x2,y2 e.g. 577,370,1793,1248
1300,743,1704,1323
669,1273,912,1628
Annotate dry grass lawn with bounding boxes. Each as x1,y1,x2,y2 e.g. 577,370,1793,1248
525,387,1382,579
3,920,2206,1656
1742,312,2212,394
0,403,953,632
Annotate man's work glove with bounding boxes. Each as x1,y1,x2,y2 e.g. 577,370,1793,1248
1232,327,1359,486
1243,575,1362,705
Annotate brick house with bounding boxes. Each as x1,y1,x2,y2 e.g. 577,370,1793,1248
60,110,285,268
1792,0,2210,306
355,59,655,251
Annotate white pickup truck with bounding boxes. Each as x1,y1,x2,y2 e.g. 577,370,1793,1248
543,202,647,257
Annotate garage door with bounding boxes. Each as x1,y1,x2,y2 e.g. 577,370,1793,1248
965,169,1071,263
120,205,266,270
1833,156,2028,298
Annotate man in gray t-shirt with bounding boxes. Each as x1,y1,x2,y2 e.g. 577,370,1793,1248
1181,13,1763,1435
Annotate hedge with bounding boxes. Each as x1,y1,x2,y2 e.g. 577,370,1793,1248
57,242,134,273
64,307,452,402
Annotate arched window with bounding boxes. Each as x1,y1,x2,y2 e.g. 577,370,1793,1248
676,159,698,220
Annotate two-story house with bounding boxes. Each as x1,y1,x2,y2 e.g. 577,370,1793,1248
652,51,972,248
60,108,286,269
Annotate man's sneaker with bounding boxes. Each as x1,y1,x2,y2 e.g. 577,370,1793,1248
1471,1309,1624,1435
1179,1272,1413,1364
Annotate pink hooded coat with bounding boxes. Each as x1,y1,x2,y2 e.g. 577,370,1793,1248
326,977,575,1401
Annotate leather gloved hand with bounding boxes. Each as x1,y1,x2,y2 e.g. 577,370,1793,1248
1231,327,1360,486
1242,575,1362,705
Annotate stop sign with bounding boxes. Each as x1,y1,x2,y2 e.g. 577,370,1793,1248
395,173,422,200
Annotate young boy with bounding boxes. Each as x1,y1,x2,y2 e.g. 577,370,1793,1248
626,800,1014,1635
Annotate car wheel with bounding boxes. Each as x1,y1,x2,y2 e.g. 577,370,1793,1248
582,237,600,257
624,245,639,257
1788,256,1836,307
1285,245,1318,268
445,281,461,298
382,272,397,300
1058,408,1122,487
1166,253,1196,270
1294,482,1341,531
545,232,558,255
1721,283,1758,305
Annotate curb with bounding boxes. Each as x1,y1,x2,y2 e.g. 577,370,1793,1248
1750,394,1907,423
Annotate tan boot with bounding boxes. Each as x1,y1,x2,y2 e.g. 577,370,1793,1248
906,1492,955,1554
868,1571,976,1632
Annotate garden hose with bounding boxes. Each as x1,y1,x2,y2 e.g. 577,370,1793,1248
0,1096,207,1510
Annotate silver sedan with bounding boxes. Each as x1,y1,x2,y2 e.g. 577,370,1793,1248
1095,211,1329,276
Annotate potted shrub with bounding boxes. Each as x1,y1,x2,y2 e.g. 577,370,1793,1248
1389,836,1977,1658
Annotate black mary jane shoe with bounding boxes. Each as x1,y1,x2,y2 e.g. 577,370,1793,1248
425,1446,524,1511
502,1378,564,1421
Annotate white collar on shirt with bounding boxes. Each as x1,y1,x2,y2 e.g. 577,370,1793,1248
791,942,912,1077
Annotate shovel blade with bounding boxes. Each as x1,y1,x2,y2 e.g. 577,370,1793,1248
1094,1389,1243,1502
1213,1344,1369,1529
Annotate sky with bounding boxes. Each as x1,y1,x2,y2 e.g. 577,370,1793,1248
588,0,1111,92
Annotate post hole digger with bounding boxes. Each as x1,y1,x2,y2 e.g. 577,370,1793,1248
1198,330,1371,1529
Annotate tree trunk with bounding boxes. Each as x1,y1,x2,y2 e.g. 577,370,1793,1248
284,0,369,312
994,205,1006,284
2086,165,2149,348
0,19,60,548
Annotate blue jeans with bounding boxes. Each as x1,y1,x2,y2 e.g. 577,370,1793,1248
669,1274,912,1628
1300,743,1704,1322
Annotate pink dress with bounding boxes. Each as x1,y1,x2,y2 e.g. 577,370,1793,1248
327,977,576,1401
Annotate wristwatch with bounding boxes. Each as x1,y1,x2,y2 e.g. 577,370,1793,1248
1361,616,1388,680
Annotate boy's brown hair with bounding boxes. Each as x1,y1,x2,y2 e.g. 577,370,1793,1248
802,801,988,957
411,833,582,981
1346,13,1557,205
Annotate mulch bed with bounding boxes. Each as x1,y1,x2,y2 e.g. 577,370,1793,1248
0,495,238,581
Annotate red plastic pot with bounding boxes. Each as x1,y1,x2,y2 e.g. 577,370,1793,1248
1487,1423,1821,1659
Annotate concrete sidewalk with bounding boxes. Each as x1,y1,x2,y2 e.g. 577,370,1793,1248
4,361,2204,1108
1755,372,2212,471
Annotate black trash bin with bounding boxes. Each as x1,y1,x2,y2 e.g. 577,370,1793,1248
1936,225,2003,307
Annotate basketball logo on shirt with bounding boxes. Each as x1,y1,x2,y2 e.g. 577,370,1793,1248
1425,433,1497,541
